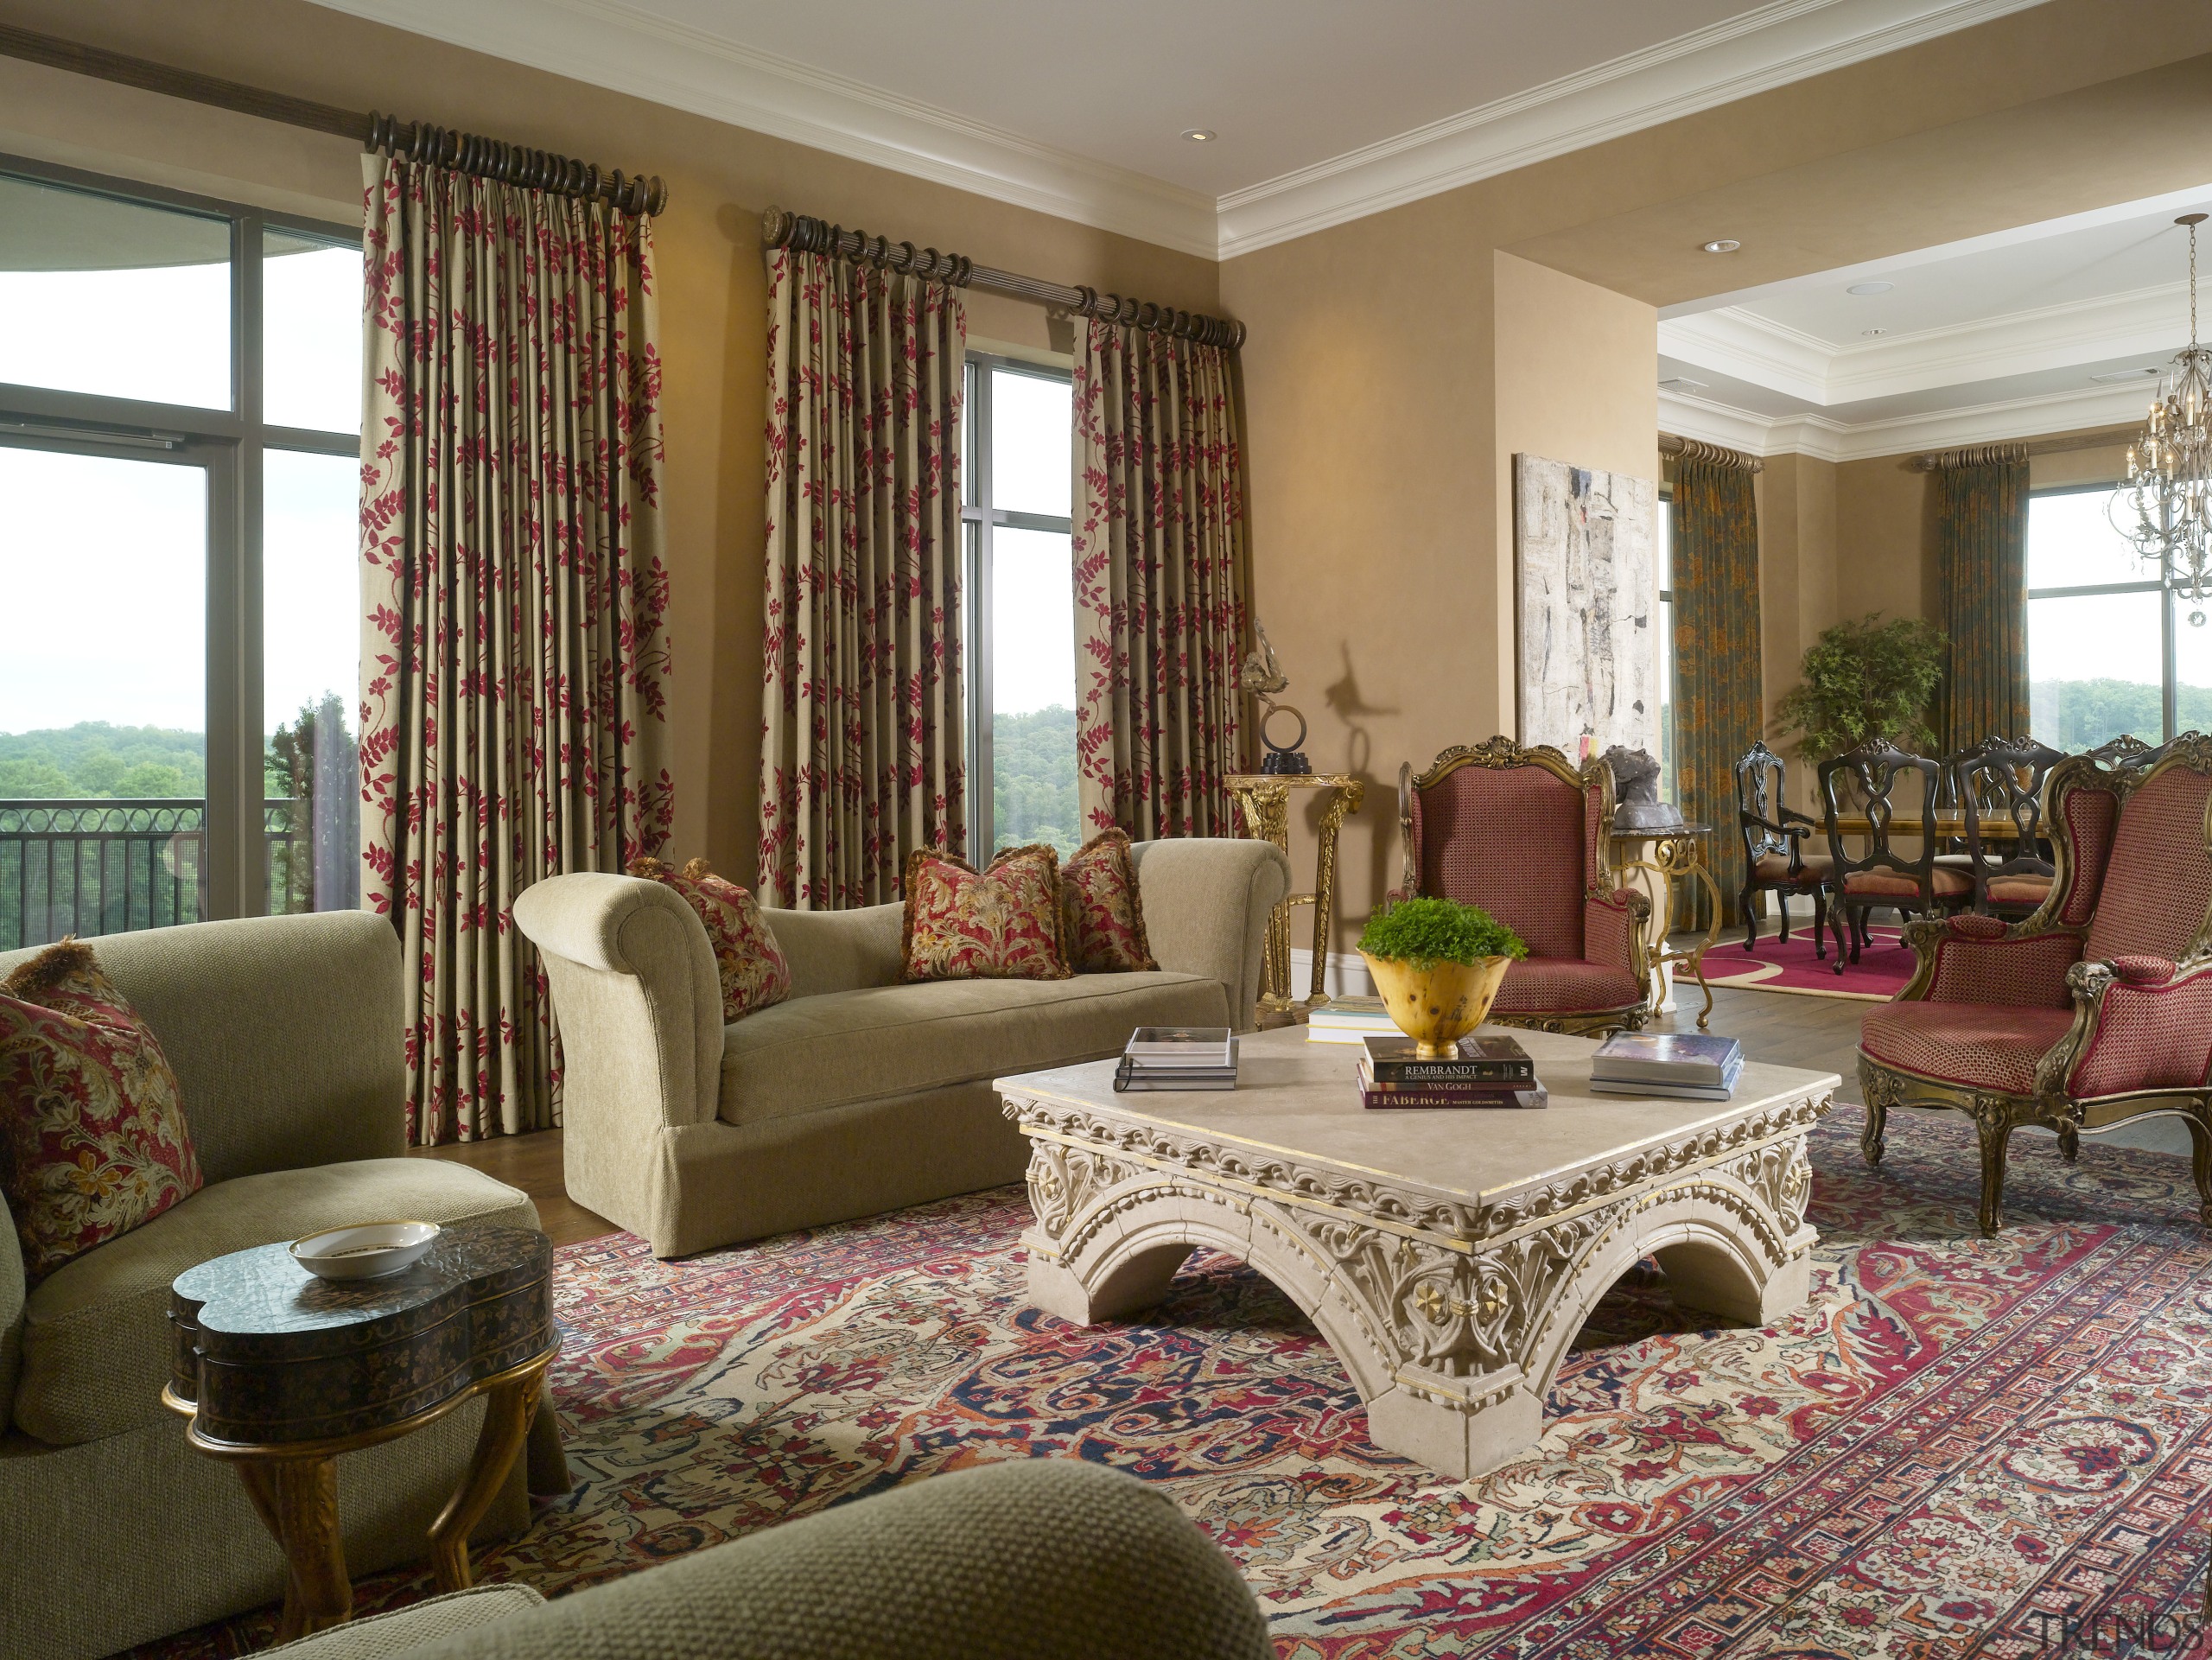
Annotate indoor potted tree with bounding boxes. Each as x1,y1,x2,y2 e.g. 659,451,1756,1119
1356,898,1528,1059
1773,613,1947,764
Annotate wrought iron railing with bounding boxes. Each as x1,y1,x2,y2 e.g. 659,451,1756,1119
0,798,336,951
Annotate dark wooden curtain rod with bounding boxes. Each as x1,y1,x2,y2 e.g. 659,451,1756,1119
1659,432,1763,474
0,23,667,216
763,207,1245,349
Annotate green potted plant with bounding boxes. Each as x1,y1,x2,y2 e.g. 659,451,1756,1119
1356,898,1528,1059
1773,613,1948,763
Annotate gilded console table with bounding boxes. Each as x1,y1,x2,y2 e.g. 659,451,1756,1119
1226,772,1364,1016
1608,823,1722,1029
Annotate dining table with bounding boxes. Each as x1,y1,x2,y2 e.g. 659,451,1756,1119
1828,813,2029,841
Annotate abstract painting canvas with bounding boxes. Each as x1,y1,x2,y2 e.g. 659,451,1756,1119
1514,453,1657,759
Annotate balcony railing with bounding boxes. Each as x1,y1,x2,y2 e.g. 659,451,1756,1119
0,797,344,951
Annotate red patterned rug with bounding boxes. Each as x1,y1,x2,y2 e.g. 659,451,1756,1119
137,1111,2212,1659
1700,919,1918,1001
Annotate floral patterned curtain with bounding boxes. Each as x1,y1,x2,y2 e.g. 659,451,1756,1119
1072,318,1249,838
1933,452,2031,752
359,153,673,1144
756,247,966,908
1672,455,1764,928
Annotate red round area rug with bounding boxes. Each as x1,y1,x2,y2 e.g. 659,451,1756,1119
133,1114,2212,1660
1700,919,1918,1001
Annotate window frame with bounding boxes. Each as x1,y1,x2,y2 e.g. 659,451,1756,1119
960,350,1075,856
0,151,361,923
2026,480,2181,741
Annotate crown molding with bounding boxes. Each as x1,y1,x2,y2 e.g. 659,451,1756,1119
306,0,2050,262
1660,379,2155,463
1214,0,2052,258
302,0,1220,257
1662,282,2190,405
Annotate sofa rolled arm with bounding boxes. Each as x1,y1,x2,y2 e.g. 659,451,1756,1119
512,873,723,1130
1128,837,1291,1032
343,1460,1270,1660
2050,952,2212,1099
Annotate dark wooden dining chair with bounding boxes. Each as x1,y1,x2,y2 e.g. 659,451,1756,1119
1819,739,1973,971
1954,735,2063,917
1732,739,1828,954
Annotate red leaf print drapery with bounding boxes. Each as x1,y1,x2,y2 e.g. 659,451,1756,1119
1072,318,1249,839
756,246,966,908
359,153,672,1143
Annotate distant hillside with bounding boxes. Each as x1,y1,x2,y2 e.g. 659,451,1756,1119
0,722,207,799
993,704,1078,858
2031,678,2212,750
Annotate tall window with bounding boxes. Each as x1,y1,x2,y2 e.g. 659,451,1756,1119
963,355,1079,858
0,158,362,951
2026,485,2209,747
1656,490,1678,805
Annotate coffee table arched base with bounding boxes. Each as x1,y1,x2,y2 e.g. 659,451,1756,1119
1015,1107,1821,1482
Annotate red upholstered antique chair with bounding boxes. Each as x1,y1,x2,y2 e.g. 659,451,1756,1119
1856,743,2212,1234
1395,736,1652,1036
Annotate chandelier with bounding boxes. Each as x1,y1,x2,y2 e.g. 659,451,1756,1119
2112,212,2212,624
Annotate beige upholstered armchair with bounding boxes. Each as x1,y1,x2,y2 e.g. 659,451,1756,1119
1858,744,2212,1234
0,913,560,1660
1393,737,1652,1037
514,836,1290,1259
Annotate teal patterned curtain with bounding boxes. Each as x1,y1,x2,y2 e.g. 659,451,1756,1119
1932,447,2031,752
1672,449,1764,928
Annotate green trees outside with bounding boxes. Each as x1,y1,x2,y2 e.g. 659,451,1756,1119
0,723,207,798
2030,678,2212,748
993,705,1080,858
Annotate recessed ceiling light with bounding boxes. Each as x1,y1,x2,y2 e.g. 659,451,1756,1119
1180,128,1216,143
2089,366,2163,384
1861,328,1887,337
1847,281,1894,296
1701,239,1740,253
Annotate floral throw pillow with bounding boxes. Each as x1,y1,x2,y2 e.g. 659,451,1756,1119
1059,828,1158,973
0,938,203,1284
626,857,792,1022
901,844,1071,983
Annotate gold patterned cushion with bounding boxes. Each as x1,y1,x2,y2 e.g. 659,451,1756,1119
1058,829,1157,974
902,845,1071,983
0,940,203,1284
627,858,791,1022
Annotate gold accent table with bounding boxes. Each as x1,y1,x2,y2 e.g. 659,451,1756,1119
998,1023,1836,1479
1226,772,1364,1017
1609,824,1722,1030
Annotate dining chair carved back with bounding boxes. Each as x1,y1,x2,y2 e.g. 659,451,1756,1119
1857,741,2212,1233
1732,739,1829,954
1952,735,2064,918
2085,734,2155,771
1395,736,1652,1036
1819,738,1972,971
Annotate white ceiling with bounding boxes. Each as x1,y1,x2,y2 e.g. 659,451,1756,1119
1659,186,2212,460
307,0,2051,258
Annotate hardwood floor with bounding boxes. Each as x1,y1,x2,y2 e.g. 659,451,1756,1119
415,957,2191,1246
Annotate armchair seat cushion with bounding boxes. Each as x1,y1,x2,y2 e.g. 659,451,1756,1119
1494,956,1643,1014
1859,1002,2074,1096
717,972,1230,1129
1751,851,1833,882
1842,866,1972,900
13,1158,537,1447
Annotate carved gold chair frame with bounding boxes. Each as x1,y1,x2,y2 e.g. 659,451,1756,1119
1395,735,1654,1039
1858,741,2212,1235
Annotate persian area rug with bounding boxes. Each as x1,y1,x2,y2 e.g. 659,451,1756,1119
1700,919,1917,1001
138,1112,2212,1660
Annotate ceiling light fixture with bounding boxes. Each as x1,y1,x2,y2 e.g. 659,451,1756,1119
1847,281,1894,296
2113,213,2212,625
1861,328,1887,337
1180,128,1216,143
1701,239,1739,253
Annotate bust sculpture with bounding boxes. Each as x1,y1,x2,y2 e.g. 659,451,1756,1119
1604,745,1683,830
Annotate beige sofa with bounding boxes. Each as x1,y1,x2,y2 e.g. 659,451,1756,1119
0,913,558,1660
266,1460,1272,1660
513,837,1290,1257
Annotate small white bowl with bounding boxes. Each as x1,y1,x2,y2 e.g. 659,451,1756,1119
290,1221,442,1282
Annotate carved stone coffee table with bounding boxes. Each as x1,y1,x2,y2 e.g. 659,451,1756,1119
997,1025,1836,1479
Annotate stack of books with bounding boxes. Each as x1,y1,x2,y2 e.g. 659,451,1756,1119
1357,1034,1547,1110
1114,1027,1238,1092
1587,1033,1744,1100
1305,997,1398,1046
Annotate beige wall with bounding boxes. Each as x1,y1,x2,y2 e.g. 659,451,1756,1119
0,0,1221,885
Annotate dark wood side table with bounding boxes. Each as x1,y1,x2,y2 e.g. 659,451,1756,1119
163,1226,557,1643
